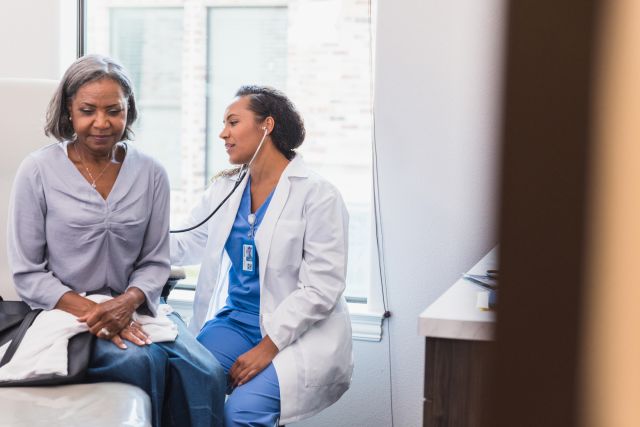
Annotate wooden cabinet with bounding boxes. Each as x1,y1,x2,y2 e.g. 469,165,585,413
423,337,491,427
419,248,497,426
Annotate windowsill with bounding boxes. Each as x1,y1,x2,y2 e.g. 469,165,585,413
347,302,385,342
167,289,385,342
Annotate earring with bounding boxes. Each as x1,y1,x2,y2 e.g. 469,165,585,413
68,116,72,121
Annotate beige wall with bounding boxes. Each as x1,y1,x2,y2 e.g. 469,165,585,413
0,1,76,79
581,1,640,425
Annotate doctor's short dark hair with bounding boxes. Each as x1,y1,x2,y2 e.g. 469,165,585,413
45,54,138,142
235,85,306,160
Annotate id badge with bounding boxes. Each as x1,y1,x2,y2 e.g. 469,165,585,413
241,239,257,276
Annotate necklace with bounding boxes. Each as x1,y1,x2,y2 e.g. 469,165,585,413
74,142,112,189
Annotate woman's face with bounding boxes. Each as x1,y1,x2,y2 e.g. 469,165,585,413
219,96,265,165
68,78,127,155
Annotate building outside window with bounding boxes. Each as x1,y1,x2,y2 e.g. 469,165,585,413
85,0,373,304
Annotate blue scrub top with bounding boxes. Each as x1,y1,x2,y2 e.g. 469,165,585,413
219,177,274,327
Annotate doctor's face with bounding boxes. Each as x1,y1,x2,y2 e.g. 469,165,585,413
219,96,265,165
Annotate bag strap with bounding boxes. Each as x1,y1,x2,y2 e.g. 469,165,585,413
0,308,42,367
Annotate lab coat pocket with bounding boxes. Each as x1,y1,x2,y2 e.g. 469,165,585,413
268,220,305,269
299,312,352,387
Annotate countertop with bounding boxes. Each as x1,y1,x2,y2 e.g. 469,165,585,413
418,248,497,341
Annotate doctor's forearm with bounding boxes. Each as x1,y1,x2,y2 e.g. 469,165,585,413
261,335,280,354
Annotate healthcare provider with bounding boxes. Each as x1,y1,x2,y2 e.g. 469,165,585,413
170,85,353,426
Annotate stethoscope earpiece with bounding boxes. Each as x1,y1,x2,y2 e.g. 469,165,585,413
170,125,269,234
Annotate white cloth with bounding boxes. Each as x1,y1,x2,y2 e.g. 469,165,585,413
0,295,177,382
170,155,353,424
140,303,178,343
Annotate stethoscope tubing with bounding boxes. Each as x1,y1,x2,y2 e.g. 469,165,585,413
169,128,268,234
169,166,248,234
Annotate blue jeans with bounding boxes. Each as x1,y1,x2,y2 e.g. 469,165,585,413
198,315,281,427
84,313,226,427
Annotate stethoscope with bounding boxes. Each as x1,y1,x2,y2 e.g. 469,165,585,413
169,127,270,234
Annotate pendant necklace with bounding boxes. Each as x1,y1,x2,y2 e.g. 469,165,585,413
74,142,112,189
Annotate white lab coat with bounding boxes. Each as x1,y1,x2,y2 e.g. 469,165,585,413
170,155,353,424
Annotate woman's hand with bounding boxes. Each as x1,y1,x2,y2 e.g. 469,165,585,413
77,288,146,342
106,321,152,349
229,336,279,390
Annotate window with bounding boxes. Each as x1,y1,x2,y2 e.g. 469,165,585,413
110,8,184,184
84,0,373,303
206,7,288,176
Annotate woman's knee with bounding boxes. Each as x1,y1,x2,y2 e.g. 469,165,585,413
224,396,279,427
224,394,249,427
88,340,169,389
93,338,163,366
223,376,280,427
179,338,226,381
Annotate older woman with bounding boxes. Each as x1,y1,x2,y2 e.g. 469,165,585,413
7,54,225,427
171,86,353,426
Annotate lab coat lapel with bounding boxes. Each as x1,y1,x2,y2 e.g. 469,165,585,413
255,155,308,282
191,173,248,332
255,174,289,283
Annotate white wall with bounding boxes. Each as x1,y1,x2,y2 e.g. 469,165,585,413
0,0,504,425
0,1,61,79
294,0,505,426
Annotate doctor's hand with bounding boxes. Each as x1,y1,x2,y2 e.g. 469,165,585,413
229,335,280,390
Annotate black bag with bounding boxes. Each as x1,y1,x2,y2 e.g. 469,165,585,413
0,297,94,387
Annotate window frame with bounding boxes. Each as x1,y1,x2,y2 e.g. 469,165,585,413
78,0,384,341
